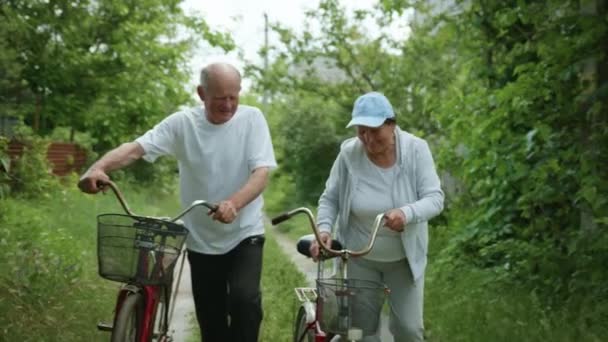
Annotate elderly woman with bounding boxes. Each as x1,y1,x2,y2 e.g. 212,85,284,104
310,92,444,341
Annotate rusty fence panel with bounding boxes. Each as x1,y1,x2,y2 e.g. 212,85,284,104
6,141,87,176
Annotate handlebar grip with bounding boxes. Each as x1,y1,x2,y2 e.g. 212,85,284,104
296,236,344,258
271,212,291,225
96,180,110,191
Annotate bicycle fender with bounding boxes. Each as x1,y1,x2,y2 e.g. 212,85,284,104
303,301,316,324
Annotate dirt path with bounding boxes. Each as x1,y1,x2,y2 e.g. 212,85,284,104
169,256,196,342
270,229,318,285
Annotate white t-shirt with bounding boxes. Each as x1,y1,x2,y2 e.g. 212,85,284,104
135,105,277,254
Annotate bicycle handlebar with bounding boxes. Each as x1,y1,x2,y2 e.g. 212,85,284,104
171,200,217,222
100,181,218,222
270,207,385,258
102,181,135,216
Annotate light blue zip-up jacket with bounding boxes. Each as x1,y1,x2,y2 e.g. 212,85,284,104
316,127,444,280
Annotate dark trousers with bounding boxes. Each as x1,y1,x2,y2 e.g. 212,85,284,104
187,235,265,342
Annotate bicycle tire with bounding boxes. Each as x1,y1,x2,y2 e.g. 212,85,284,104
111,293,144,342
294,306,315,342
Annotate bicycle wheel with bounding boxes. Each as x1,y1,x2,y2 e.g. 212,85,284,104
294,306,315,342
111,293,144,342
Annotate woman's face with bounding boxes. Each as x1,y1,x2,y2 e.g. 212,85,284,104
356,122,395,156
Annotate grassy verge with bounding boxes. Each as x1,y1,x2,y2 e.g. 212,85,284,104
423,226,608,342
424,265,607,341
0,178,182,341
0,171,307,341
259,228,307,340
264,172,314,241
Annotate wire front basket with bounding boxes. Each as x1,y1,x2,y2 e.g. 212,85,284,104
317,278,389,338
97,214,188,285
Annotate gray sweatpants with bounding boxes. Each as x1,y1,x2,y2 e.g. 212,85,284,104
348,257,424,342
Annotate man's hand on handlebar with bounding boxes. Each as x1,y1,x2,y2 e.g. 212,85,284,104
209,200,238,223
384,208,407,232
78,169,110,194
309,231,332,262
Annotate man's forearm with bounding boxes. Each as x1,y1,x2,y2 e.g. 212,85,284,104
88,142,145,173
228,167,270,210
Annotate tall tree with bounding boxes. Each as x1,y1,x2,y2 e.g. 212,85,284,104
1,0,234,149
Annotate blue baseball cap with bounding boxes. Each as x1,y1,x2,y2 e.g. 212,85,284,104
346,92,395,128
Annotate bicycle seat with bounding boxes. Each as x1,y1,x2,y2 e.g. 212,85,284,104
296,234,343,259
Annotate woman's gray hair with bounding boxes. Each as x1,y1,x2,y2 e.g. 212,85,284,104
199,63,242,92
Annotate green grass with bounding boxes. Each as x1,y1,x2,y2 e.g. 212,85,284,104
273,212,316,242
424,265,607,341
263,172,317,242
0,175,307,341
260,228,307,340
423,226,608,342
0,178,182,341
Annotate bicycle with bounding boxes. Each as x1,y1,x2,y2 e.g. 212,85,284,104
271,207,390,342
94,181,216,342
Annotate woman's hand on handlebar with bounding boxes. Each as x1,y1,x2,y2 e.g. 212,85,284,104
309,231,332,262
78,169,110,194
384,208,406,232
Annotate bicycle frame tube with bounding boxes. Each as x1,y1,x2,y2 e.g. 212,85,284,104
138,234,173,342
312,311,327,342
140,285,162,342
296,319,326,342
117,230,167,342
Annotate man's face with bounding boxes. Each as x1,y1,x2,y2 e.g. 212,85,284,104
198,76,241,125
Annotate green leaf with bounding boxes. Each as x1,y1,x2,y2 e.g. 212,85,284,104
0,156,10,173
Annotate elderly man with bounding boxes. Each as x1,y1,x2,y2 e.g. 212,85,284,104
78,63,277,342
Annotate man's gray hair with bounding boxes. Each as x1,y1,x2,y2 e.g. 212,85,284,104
199,63,242,92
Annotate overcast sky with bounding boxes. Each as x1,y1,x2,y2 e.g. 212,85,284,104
180,0,410,91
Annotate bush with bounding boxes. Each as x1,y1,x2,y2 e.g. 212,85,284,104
0,183,114,341
3,135,60,199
